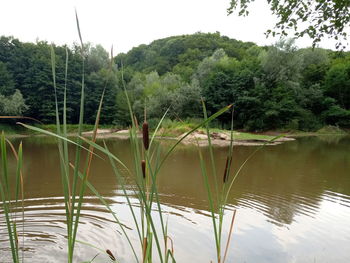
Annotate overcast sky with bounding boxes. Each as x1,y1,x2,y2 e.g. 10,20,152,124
0,0,344,54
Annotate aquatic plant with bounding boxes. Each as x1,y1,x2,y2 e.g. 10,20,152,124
198,103,280,262
0,133,24,263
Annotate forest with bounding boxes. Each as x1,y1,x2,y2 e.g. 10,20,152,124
0,32,349,131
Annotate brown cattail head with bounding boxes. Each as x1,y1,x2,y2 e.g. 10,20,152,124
141,160,146,179
223,156,232,183
106,249,116,261
142,122,149,150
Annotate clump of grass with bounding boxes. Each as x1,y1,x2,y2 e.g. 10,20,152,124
0,124,18,135
317,125,347,134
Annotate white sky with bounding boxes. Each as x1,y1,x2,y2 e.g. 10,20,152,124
0,0,345,54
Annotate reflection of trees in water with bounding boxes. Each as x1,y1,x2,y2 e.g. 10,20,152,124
156,136,350,226
14,136,350,227
315,135,348,144
232,136,350,226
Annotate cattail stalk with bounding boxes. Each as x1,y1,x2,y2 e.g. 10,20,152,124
142,122,149,151
141,160,146,179
142,237,148,262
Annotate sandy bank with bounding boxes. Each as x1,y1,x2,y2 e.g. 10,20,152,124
82,129,295,146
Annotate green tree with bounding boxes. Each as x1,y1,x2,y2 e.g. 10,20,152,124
115,32,255,79
85,44,110,73
260,39,302,84
297,48,330,91
85,68,118,124
172,80,202,118
324,60,350,109
228,0,350,48
199,53,257,126
0,62,15,96
322,99,350,127
0,89,28,115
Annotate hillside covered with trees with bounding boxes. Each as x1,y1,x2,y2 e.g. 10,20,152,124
0,32,349,131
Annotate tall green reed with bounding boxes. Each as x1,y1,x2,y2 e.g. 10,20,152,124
19,11,116,262
198,101,282,263
0,133,24,263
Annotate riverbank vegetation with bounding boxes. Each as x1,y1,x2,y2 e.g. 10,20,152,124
1,5,349,262
1,33,350,132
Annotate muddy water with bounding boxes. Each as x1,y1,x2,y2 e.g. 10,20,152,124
1,136,349,262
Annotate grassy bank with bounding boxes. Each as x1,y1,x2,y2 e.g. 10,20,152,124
287,125,349,137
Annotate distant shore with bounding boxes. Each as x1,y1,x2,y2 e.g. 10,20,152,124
2,124,348,146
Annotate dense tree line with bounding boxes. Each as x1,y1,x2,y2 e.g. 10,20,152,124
0,33,349,130
0,36,117,123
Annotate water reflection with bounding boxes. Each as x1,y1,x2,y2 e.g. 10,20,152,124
0,136,349,262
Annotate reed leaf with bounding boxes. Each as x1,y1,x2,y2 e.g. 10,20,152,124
0,133,20,262
103,141,143,246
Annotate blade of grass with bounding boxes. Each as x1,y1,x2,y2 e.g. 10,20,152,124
0,116,43,124
69,12,86,262
51,45,74,262
5,139,24,263
72,44,119,254
71,88,109,250
197,146,220,261
104,141,143,244
0,133,19,262
222,209,236,263
149,107,170,149
217,108,235,255
201,100,220,209
17,123,99,158
15,142,24,263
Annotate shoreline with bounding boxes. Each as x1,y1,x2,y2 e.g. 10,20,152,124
3,127,348,147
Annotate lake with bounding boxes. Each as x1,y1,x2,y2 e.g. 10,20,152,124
1,135,350,262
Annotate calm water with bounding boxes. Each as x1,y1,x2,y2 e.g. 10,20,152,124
1,136,350,262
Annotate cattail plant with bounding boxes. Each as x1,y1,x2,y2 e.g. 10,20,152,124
106,249,116,261
198,102,281,263
141,160,146,179
142,122,149,151
0,133,24,263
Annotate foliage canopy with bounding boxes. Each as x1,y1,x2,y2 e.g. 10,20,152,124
228,0,350,49
1,33,349,130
